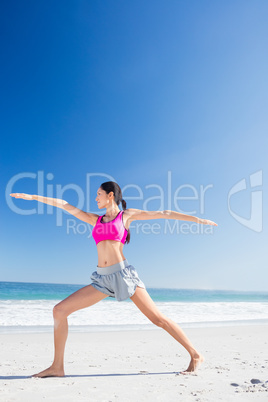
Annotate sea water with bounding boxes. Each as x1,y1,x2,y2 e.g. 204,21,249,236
0,281,268,333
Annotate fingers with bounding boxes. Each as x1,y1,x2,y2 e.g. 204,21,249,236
208,220,218,226
10,193,22,198
9,193,31,199
200,219,218,226
10,193,32,200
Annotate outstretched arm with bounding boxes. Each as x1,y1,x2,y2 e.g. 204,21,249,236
125,208,218,226
10,193,68,208
10,193,98,225
163,210,217,226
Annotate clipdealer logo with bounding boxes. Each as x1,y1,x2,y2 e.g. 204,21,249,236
6,169,264,234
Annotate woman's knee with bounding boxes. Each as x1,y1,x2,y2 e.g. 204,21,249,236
53,303,68,320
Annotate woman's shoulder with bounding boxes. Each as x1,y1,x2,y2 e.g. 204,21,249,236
122,208,131,216
122,208,138,223
122,208,139,216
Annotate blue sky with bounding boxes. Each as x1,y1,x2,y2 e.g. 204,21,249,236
1,0,267,291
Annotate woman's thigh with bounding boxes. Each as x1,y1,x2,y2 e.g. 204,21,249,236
130,286,167,326
54,284,108,317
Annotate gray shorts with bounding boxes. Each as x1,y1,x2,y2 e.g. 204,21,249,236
90,259,146,302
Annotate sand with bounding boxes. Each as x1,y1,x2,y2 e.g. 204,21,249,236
0,325,268,401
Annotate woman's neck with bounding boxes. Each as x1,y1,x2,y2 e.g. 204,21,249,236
104,207,120,218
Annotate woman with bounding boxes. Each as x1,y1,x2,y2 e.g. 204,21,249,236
10,181,217,377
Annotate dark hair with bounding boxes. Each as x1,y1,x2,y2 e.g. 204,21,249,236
100,181,130,244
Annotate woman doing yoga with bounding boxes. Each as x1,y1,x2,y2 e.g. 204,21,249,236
10,181,217,377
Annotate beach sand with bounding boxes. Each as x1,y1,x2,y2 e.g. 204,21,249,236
0,325,267,401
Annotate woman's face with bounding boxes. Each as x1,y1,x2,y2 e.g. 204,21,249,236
96,188,110,209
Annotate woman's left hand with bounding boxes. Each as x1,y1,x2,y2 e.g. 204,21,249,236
198,218,218,226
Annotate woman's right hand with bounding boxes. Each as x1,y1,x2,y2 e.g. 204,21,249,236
10,193,35,200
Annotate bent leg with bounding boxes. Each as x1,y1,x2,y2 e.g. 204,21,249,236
32,285,108,377
130,286,204,372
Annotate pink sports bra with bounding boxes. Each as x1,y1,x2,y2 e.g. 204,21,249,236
92,210,128,245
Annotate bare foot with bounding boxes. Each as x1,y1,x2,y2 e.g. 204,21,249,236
181,354,204,374
32,366,65,378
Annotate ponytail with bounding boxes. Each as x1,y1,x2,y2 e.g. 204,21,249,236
121,199,130,244
121,199,127,211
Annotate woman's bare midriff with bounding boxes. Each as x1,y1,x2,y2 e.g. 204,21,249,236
96,241,126,267
94,210,131,268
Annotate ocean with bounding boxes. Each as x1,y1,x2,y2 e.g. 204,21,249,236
1,281,268,333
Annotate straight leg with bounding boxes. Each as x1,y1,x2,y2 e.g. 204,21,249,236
130,286,204,372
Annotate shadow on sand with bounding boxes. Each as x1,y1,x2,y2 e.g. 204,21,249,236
0,371,181,380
